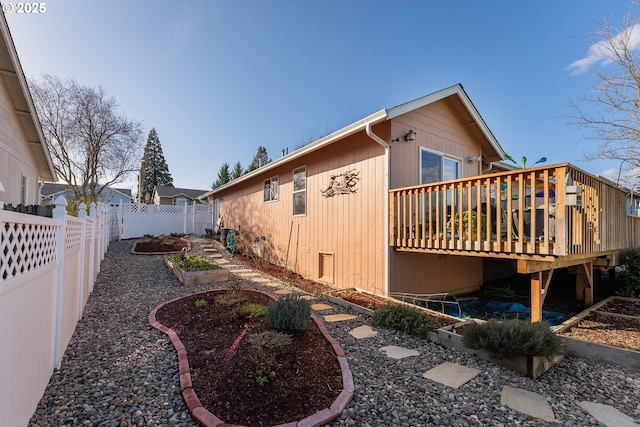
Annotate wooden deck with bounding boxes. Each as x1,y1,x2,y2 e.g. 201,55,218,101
389,163,640,321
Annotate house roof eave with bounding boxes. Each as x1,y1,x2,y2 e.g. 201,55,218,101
0,12,56,181
387,84,506,161
203,109,388,198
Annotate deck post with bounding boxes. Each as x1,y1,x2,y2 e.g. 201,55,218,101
530,272,542,323
575,262,594,306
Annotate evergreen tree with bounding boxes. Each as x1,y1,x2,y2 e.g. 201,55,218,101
230,161,244,180
245,146,271,173
140,128,173,203
212,162,231,189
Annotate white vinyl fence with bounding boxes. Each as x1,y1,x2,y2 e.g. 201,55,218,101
0,197,110,427
113,202,215,238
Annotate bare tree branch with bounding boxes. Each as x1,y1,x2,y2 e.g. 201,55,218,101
30,75,144,208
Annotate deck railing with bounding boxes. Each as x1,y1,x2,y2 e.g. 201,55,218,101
390,163,636,257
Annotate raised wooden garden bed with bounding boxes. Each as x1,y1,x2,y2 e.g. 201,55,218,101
554,296,640,370
165,258,229,285
437,320,564,379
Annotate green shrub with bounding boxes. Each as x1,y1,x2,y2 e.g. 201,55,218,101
461,319,564,358
616,247,640,297
236,303,268,319
372,304,437,339
265,294,311,331
194,298,208,308
168,254,220,271
247,330,292,348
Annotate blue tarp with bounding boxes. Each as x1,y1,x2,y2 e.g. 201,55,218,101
442,300,568,326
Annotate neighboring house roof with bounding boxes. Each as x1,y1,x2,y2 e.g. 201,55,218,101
204,84,505,197
41,183,133,203
154,186,208,200
0,12,56,181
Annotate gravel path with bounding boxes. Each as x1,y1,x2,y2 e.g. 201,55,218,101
29,238,640,427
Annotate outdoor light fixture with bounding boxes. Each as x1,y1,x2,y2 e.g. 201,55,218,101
468,156,482,163
404,130,416,141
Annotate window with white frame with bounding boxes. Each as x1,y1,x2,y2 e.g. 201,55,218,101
419,148,462,227
292,166,306,216
263,176,279,202
175,197,188,205
420,148,461,184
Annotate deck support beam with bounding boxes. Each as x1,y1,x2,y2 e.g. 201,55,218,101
575,261,594,306
529,269,554,323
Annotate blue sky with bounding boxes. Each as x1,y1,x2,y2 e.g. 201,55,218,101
4,1,637,192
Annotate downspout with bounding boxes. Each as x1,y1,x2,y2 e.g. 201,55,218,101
365,122,391,297
483,161,494,174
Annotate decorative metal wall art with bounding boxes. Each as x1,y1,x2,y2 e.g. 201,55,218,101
320,169,360,197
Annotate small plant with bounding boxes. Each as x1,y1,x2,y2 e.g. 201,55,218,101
194,298,208,308
215,289,248,306
446,211,487,239
615,247,640,297
265,294,311,331
248,347,277,386
246,330,291,386
461,319,564,359
372,304,437,339
236,303,268,319
247,330,293,348
168,254,220,272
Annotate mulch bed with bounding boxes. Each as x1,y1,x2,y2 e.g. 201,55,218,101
154,290,343,426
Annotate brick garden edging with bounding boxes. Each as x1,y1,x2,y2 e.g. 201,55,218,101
148,289,354,427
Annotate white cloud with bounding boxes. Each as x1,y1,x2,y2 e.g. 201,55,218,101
568,23,640,75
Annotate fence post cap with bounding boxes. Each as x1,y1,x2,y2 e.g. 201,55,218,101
78,202,87,218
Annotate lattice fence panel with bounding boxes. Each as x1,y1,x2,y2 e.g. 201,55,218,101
65,218,83,251
1,222,58,280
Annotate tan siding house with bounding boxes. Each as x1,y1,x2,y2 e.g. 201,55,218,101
207,84,504,297
0,12,55,206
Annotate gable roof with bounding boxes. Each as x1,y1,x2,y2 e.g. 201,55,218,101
204,84,505,198
154,186,207,200
0,12,56,181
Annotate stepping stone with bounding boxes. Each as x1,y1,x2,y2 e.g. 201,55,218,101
379,345,419,360
263,282,282,288
578,401,639,427
251,277,271,283
225,264,241,269
215,259,229,265
311,303,333,311
208,254,223,258
422,362,480,388
349,325,378,339
230,268,254,273
238,272,261,278
324,314,358,323
274,289,293,295
501,386,555,422
300,295,315,300
202,248,218,252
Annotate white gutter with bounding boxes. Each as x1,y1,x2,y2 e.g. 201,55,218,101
365,122,391,298
204,109,387,199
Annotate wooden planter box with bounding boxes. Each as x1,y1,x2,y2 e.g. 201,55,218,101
437,321,564,379
165,258,229,285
